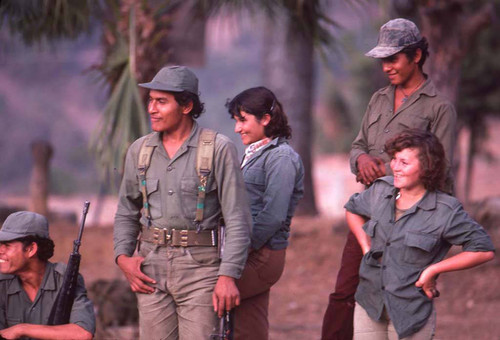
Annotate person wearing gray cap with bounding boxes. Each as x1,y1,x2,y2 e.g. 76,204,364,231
0,211,95,339
114,65,251,339
321,18,457,340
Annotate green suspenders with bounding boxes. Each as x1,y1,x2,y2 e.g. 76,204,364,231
137,129,217,228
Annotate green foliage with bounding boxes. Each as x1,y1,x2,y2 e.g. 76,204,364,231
0,0,94,44
90,62,149,181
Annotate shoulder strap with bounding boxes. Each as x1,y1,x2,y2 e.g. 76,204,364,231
137,130,216,228
138,133,156,226
194,129,217,225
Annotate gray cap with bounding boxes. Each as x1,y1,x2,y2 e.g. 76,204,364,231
139,65,198,94
0,211,49,242
365,18,422,58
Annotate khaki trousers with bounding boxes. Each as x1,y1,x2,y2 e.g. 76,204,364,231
354,302,436,340
136,241,220,340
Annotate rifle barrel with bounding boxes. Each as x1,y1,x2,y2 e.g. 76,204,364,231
73,201,90,254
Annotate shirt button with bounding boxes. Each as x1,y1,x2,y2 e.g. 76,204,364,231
167,166,173,171
384,129,390,133
168,190,174,195
379,149,384,154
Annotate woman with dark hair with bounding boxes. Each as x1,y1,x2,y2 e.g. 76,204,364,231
346,129,495,339
226,86,304,340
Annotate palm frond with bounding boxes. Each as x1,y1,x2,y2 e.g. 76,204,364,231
0,0,94,44
90,62,149,181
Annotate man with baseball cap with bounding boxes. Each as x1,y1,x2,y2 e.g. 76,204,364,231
114,65,251,339
0,211,95,339
321,19,457,339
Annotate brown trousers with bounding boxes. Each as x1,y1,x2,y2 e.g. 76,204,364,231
234,247,286,340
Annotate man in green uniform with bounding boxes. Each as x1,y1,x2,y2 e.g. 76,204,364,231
114,65,252,339
321,18,457,339
0,211,95,339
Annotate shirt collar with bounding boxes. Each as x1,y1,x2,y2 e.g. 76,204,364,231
383,183,437,212
242,137,272,167
379,75,436,98
6,262,56,295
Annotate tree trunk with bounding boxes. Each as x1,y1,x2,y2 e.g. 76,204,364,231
416,0,493,201
30,140,53,217
262,13,318,216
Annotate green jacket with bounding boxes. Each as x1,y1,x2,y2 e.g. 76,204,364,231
345,176,494,338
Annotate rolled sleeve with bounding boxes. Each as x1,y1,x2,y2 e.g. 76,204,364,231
443,204,496,253
69,274,96,335
214,135,252,278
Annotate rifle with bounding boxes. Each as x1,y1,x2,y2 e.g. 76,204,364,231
210,222,234,340
47,201,90,325
210,310,234,340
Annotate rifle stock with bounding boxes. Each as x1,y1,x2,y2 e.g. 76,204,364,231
47,201,90,325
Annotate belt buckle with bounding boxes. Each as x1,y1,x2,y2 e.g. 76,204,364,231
152,227,171,245
180,229,188,247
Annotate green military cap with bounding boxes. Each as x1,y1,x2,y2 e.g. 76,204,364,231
0,211,49,241
366,18,422,58
139,65,198,95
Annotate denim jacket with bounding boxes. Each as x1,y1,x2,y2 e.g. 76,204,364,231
241,137,304,250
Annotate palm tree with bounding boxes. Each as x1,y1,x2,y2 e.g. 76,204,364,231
1,0,335,215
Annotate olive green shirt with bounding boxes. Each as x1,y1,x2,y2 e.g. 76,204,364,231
0,262,96,338
114,122,252,279
345,176,494,338
350,78,457,191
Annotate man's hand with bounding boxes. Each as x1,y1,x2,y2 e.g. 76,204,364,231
212,275,240,318
356,154,386,185
415,266,440,299
117,255,156,294
0,324,24,339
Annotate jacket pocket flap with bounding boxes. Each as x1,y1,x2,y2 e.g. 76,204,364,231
404,232,438,252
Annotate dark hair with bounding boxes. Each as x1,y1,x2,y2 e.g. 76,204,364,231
17,235,55,262
172,91,205,119
401,37,429,70
226,86,292,139
385,129,446,192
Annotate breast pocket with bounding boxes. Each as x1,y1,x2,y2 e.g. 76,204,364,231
180,176,218,220
398,115,430,131
145,178,162,219
403,231,439,266
244,168,265,194
6,317,21,327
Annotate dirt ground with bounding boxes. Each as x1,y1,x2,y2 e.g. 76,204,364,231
46,213,500,340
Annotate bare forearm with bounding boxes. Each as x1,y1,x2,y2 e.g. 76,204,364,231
345,210,370,254
1,323,92,340
425,251,494,277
